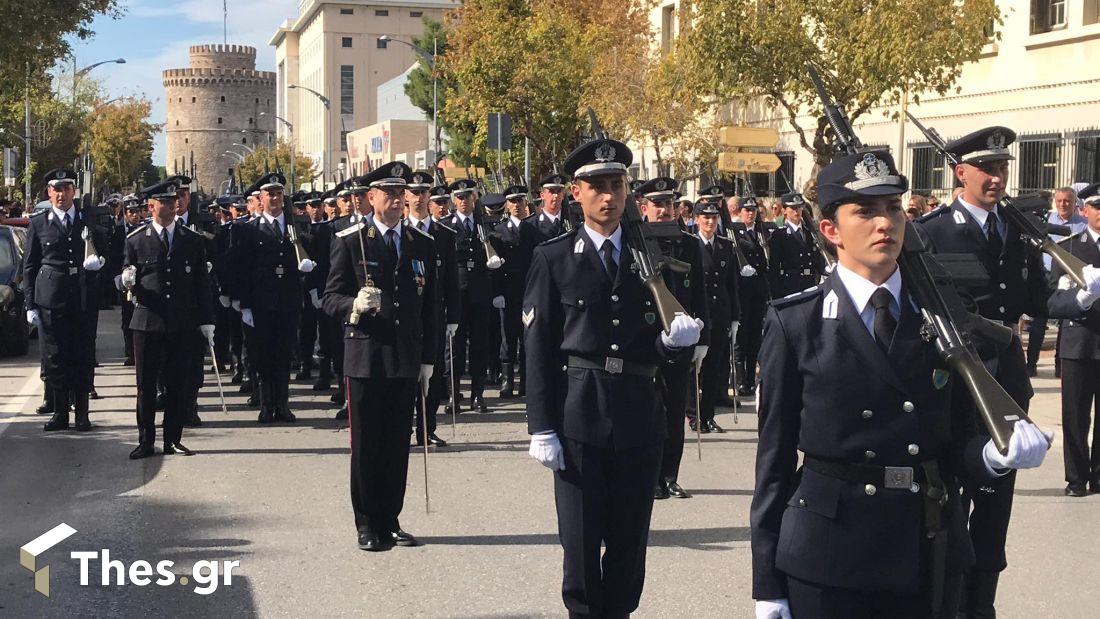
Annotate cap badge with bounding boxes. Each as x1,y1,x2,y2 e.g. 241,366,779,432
594,143,616,163
392,163,406,177
987,131,1006,150
167,184,177,193
655,179,667,191
55,170,65,179
854,154,889,181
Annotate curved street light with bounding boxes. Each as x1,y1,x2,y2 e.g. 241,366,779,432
378,35,440,163
223,151,246,163
227,142,255,155
288,84,334,189
73,58,126,104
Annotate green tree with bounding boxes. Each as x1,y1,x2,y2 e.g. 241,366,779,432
85,98,159,190
235,140,317,193
679,0,999,171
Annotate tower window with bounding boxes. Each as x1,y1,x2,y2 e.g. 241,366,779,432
342,37,353,48
242,137,247,144
191,96,196,103
375,9,388,16
410,11,423,17
377,38,388,49
218,117,223,124
248,117,254,125
221,95,226,102
340,8,353,14
184,138,188,144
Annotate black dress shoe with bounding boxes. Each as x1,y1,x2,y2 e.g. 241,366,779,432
1065,484,1088,497
705,419,725,433
184,414,202,427
737,386,755,397
44,412,69,432
89,387,100,400
123,357,135,367
312,379,331,391
391,529,420,547
427,433,448,447
667,480,692,499
474,396,489,413
257,409,275,424
74,414,92,432
330,390,344,404
163,442,195,456
688,417,698,432
238,379,252,393
333,404,348,421
129,444,155,460
274,409,297,423
357,530,391,552
295,369,312,381
1026,364,1038,378
654,480,671,500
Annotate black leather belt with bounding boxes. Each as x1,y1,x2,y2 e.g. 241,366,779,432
804,455,930,491
567,355,657,378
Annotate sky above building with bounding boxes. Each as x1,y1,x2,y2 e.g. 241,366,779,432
67,0,299,166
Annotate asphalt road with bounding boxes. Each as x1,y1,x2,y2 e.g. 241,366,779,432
0,311,1095,617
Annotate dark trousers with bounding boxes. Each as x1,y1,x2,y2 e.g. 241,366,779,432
348,375,416,533
735,303,766,390
658,364,690,482
417,334,448,436
38,307,96,391
699,330,730,423
960,471,1015,572
451,294,490,396
299,298,320,369
1026,315,1047,367
499,304,522,363
213,303,232,367
1060,358,1100,486
555,438,661,617
121,300,135,360
787,565,963,619
250,308,298,386
229,312,244,364
133,329,189,446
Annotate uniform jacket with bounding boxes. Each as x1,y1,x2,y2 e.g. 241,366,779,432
123,223,214,332
1048,230,1100,360
697,234,741,331
491,215,540,305
750,274,994,599
23,207,108,313
531,211,568,243
233,214,308,313
523,228,692,448
444,212,494,301
656,230,711,348
731,222,772,311
412,217,461,326
916,200,1050,323
767,223,825,298
322,219,439,379
306,220,334,296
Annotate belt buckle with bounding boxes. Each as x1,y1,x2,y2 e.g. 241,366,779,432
604,357,624,374
803,269,812,275
884,466,914,490
69,267,79,275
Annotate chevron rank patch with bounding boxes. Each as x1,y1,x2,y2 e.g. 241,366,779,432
522,307,535,327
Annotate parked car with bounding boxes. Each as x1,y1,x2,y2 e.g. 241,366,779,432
0,224,29,356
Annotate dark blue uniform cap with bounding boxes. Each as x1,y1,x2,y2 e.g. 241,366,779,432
142,180,183,201
361,161,411,188
429,185,450,200
779,192,806,207
1079,182,1100,205
634,177,678,201
697,184,728,200
257,172,286,191
944,126,1016,165
816,150,908,209
43,168,78,187
448,178,477,196
407,170,433,189
503,185,529,201
697,202,721,216
563,138,632,179
539,173,569,188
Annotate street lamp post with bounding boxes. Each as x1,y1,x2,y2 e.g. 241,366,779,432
379,35,439,165
261,112,296,192
289,84,331,191
73,58,126,105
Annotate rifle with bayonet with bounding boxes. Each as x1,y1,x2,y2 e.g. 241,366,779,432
905,112,1088,288
470,171,503,266
808,61,1040,453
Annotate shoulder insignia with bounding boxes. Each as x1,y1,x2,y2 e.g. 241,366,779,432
30,209,48,219
822,289,839,319
770,285,821,309
915,207,948,224
408,224,431,240
522,307,535,327
573,238,585,254
538,229,577,247
335,221,365,238
127,224,148,239
952,209,967,225
434,221,456,235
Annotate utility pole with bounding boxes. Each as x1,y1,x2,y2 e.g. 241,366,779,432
24,62,32,209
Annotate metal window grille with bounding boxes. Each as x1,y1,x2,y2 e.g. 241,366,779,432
1017,136,1061,194
910,145,947,193
340,65,354,115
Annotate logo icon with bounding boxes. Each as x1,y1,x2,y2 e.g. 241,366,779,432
854,153,889,181
391,163,406,177
594,142,616,163
21,523,77,596
987,131,1007,150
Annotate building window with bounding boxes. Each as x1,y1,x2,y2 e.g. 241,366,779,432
1087,0,1100,25
1073,132,1100,183
220,95,226,102
776,152,795,195
242,137,247,144
375,9,389,16
191,96,196,103
342,37,353,48
910,145,948,193
248,117,253,125
376,38,388,49
184,138,188,144
1030,0,1067,34
1018,135,1061,192
340,65,354,115
175,120,179,126
410,11,423,17
218,117,223,124
660,5,676,54
340,8,353,15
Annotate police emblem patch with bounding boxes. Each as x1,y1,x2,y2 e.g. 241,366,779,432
644,312,656,325
987,131,1006,150
522,308,535,327
655,179,667,191
392,163,406,177
932,369,949,390
854,153,889,181
594,143,616,162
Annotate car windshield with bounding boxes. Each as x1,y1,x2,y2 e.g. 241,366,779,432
0,230,16,281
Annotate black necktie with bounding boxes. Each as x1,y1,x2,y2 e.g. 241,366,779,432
419,221,428,233
986,213,1003,255
871,288,897,352
602,239,617,283
466,218,474,234
747,229,756,243
707,240,716,258
385,228,398,262
62,213,71,235
161,228,170,251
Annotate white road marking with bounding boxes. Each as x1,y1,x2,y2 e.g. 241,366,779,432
0,364,44,438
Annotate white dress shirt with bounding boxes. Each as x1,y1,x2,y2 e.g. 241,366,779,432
583,223,622,275
834,262,902,337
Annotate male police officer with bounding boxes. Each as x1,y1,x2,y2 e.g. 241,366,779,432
694,201,741,433
752,150,1051,619
24,169,108,432
117,198,146,365
915,127,1048,618
492,185,539,398
525,139,702,616
121,180,215,459
322,161,438,551
731,197,771,396
532,173,570,241
768,192,826,298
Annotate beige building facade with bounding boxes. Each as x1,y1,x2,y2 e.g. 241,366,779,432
270,0,456,188
648,0,1100,199
346,119,430,173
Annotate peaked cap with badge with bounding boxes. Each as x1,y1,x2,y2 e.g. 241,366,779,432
944,126,1016,165
635,177,678,202
816,150,908,209
563,138,632,179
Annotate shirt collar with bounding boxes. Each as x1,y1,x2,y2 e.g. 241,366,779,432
177,212,189,225
1088,227,1100,244
583,223,622,253
262,212,285,227
454,211,471,223
787,222,802,233
51,205,76,222
958,196,999,228
834,262,902,317
509,215,522,227
541,212,560,223
408,213,429,229
151,220,177,237
374,218,402,238
699,230,716,244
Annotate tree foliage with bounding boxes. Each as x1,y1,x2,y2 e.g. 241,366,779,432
85,98,160,190
235,140,317,193
679,0,999,168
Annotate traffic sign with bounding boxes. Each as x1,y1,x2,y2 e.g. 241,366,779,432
717,152,782,173
718,126,780,148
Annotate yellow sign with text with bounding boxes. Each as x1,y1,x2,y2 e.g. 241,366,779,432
718,126,781,148
717,152,782,173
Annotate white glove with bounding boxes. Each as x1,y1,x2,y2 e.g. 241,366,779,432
113,274,122,291
232,299,241,311
241,308,255,327
824,263,836,274
1083,264,1100,294
492,295,506,309
309,289,323,309
206,261,213,273
740,264,757,277
982,420,1054,472
298,259,317,273
755,599,792,619
26,309,40,327
199,324,215,344
731,320,740,342
419,363,434,384
83,255,105,271
661,314,704,348
446,323,459,338
218,295,231,308
121,265,137,288
352,286,382,316
1076,288,1097,310
692,344,709,366
528,432,565,470
486,255,504,270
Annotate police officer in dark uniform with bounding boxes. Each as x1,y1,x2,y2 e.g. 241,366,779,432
234,172,318,423
693,201,741,433
915,127,1048,618
210,196,238,378
525,138,702,617
491,185,539,398
121,180,215,459
751,150,1051,619
322,161,438,551
636,177,710,500
731,197,771,396
428,184,452,221
116,196,146,366
406,171,460,447
532,173,570,241
443,178,500,413
768,192,826,298
306,192,337,392
24,169,108,432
